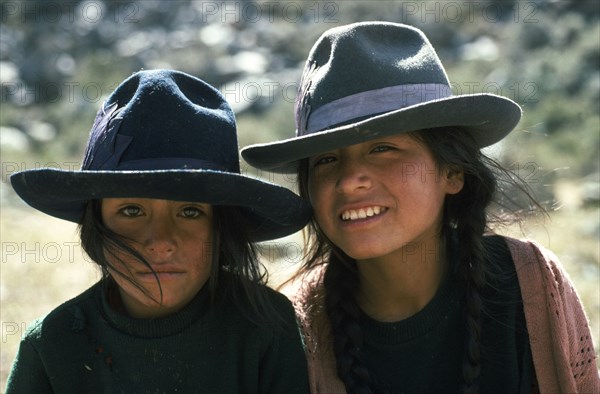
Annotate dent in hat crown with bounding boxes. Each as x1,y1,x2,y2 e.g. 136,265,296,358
296,22,452,136
82,69,240,173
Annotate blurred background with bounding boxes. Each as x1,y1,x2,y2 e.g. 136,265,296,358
1,0,598,389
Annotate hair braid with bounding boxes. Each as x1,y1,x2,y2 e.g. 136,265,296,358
324,252,374,394
431,128,497,393
455,207,488,394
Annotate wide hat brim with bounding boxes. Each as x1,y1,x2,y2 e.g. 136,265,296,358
242,93,521,173
10,168,311,242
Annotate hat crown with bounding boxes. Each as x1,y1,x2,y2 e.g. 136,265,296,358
10,69,312,240
241,22,522,174
296,22,451,134
83,70,239,173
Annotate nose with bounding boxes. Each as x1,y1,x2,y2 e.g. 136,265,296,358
335,156,372,194
144,217,176,258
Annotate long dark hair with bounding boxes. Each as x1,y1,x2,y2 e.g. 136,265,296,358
79,200,281,326
295,127,544,394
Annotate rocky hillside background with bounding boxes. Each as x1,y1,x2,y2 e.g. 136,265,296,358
1,1,598,198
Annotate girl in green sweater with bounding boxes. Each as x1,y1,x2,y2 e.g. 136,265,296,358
7,69,311,393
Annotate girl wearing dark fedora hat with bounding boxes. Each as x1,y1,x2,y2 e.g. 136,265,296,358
7,70,311,393
242,22,599,394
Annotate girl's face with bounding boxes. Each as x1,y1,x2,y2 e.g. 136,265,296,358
101,198,213,318
307,134,463,263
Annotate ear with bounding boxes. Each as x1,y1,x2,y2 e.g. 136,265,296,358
444,168,464,195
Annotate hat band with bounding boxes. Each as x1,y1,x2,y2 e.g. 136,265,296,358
115,158,230,172
304,83,452,134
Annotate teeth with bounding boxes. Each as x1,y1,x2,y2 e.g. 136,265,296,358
341,206,385,221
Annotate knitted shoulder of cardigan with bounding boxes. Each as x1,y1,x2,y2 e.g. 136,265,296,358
288,267,345,394
291,238,600,394
505,237,600,394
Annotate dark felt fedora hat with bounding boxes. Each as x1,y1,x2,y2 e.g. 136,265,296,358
241,22,522,173
10,69,311,241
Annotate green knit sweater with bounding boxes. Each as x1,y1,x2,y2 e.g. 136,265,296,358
6,278,309,393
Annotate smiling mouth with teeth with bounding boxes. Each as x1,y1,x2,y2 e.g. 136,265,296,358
341,206,386,221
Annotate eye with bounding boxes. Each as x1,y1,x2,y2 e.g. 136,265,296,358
371,145,394,153
312,155,337,167
179,206,203,219
118,205,143,217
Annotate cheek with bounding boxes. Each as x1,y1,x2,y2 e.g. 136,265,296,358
307,183,329,222
191,242,213,266
103,244,139,272
307,173,330,205
184,229,214,263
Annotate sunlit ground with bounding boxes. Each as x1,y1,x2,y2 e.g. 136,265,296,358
1,200,598,391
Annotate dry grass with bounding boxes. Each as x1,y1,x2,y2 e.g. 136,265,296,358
1,201,598,391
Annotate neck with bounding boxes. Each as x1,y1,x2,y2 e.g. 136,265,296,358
355,235,446,322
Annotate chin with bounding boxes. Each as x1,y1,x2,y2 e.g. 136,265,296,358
343,248,384,261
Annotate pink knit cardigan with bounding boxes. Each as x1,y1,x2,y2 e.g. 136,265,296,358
291,237,600,393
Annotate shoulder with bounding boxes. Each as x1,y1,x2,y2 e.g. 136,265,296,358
501,236,570,286
283,267,332,351
283,266,326,323
282,266,343,393
230,279,297,315
22,282,101,344
215,277,300,337
260,283,296,310
482,235,516,274
488,235,579,303
256,282,300,323
481,235,565,280
500,237,600,391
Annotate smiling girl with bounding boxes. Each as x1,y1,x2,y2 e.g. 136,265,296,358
242,22,599,393
7,69,311,393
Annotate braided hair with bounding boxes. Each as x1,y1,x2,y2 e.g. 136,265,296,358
295,127,539,393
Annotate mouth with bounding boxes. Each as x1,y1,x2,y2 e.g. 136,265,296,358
340,206,387,221
136,269,185,278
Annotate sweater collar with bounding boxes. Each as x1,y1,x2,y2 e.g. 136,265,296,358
358,270,460,344
358,237,462,345
97,279,211,338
